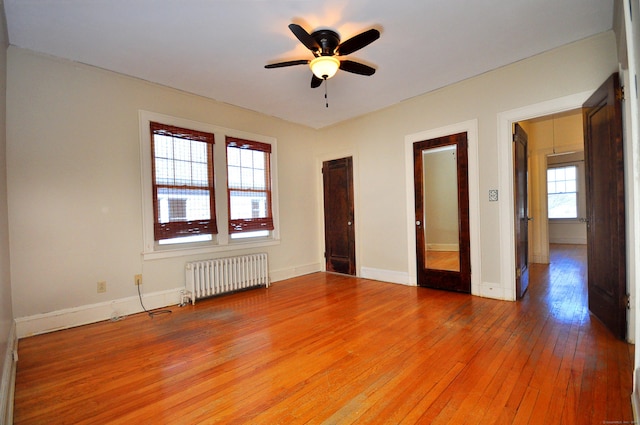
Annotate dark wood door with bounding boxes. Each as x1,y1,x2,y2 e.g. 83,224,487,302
322,157,356,275
583,72,626,340
514,123,529,299
413,133,471,292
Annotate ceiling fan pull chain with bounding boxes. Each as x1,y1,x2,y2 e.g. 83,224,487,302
325,78,329,108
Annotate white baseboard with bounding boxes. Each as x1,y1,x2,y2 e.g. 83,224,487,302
549,238,587,245
0,322,17,425
426,244,459,252
531,254,550,264
475,281,515,301
273,263,413,286
360,267,413,286
270,262,322,283
15,288,184,338
633,368,640,424
15,263,324,338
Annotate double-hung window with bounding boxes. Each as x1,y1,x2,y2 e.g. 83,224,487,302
150,122,217,244
226,137,274,239
140,111,279,258
547,165,578,219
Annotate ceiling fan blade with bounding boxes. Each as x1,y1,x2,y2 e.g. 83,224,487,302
336,28,380,56
265,59,310,69
289,23,320,52
339,60,376,76
311,74,323,88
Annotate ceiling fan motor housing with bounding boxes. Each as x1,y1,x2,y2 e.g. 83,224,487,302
311,29,340,56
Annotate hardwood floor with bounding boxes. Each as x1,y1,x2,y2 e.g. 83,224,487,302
14,244,634,424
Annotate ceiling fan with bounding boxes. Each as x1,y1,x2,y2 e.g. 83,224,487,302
265,23,380,88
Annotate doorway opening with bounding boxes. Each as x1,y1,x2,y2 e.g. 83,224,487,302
511,74,627,340
497,91,592,301
517,109,586,273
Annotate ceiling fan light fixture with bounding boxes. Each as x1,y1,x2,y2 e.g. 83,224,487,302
310,56,340,80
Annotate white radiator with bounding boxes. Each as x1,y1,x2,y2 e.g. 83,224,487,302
184,253,269,304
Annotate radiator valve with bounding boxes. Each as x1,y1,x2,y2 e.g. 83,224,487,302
179,290,193,307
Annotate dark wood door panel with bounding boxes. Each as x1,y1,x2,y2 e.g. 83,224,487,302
323,157,356,275
413,132,470,293
514,123,529,299
583,72,626,340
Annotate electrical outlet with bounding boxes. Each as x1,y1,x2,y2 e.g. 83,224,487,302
97,281,107,293
134,274,142,286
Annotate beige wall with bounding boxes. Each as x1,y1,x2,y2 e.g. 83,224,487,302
6,47,320,321
0,0,13,414
316,31,617,295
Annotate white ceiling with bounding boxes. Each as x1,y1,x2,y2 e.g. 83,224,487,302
4,0,614,129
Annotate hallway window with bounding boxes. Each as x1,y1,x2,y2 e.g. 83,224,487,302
547,165,578,219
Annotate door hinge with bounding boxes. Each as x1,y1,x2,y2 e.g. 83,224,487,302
516,267,521,278
625,293,631,309
616,85,625,102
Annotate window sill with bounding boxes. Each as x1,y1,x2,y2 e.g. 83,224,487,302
142,238,281,260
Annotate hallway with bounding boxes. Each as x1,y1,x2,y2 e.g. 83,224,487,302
518,243,633,423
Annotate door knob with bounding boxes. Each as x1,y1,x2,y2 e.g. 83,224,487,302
347,221,352,226
416,220,421,226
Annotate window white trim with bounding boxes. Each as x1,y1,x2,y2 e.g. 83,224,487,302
139,110,280,260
